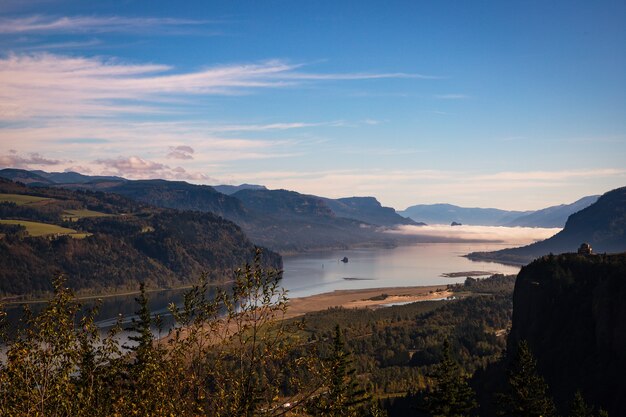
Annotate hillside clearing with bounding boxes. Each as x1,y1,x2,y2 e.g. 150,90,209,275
0,219,90,238
62,209,111,220
0,193,51,205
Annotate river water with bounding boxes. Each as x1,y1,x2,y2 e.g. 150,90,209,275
5,224,561,335
281,241,520,298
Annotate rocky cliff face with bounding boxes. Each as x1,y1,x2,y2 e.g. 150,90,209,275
508,253,626,415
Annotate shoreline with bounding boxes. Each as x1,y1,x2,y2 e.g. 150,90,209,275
284,285,452,319
463,253,529,266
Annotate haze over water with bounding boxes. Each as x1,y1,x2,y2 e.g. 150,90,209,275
282,225,558,297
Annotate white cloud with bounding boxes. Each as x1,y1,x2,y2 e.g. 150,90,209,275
94,155,211,180
0,151,63,168
167,145,195,160
0,119,309,163
0,53,431,120
0,15,210,35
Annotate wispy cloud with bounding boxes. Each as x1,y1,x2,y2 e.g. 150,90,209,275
12,39,104,51
167,145,195,160
94,156,212,180
0,150,63,168
0,53,428,120
472,169,626,182
0,15,212,35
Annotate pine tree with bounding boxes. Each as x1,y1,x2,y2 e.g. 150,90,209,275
307,325,369,417
497,340,557,417
570,391,593,417
423,339,477,417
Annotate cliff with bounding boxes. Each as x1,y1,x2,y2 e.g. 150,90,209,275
507,253,626,415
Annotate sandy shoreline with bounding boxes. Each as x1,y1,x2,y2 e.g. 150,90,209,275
284,285,452,319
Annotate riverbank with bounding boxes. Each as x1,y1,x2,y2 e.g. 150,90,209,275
284,285,452,319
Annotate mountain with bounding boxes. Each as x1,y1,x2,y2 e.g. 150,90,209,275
1,169,420,252
322,196,422,227
107,179,248,219
505,195,599,228
398,203,527,226
230,189,400,252
506,253,626,416
0,168,54,186
467,186,626,264
212,184,267,195
0,179,280,298
31,170,125,184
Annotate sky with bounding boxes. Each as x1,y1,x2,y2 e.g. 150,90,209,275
0,0,625,210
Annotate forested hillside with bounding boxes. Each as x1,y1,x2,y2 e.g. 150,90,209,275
0,179,280,298
0,261,518,416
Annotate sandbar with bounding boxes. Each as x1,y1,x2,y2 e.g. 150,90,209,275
285,285,452,319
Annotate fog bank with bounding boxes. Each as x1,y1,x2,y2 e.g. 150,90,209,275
386,224,561,246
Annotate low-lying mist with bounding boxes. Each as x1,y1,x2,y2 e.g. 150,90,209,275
386,224,561,246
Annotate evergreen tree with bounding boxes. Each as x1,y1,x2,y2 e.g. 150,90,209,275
497,340,556,417
570,391,593,417
423,339,477,417
307,325,369,417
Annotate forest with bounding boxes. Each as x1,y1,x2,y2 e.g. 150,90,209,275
1,257,607,417
0,179,280,298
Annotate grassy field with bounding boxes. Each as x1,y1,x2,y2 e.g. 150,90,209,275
0,220,90,238
62,209,111,220
0,193,51,205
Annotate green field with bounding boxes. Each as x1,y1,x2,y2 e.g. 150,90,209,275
0,193,51,205
0,220,90,239
62,209,111,221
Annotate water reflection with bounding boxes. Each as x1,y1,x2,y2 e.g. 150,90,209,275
3,242,519,339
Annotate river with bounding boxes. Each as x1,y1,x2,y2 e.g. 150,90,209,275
4,225,560,336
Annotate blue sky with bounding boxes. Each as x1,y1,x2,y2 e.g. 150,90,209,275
0,0,625,210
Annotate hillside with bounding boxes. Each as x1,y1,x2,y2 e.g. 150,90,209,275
322,196,421,227
231,189,400,252
106,179,248,219
32,170,125,184
212,183,267,195
0,168,54,186
505,195,598,228
398,203,527,226
467,186,626,264
0,179,280,298
506,253,626,416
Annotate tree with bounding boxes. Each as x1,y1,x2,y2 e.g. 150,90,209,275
570,391,593,417
423,339,477,417
497,340,556,417
306,325,369,417
166,249,320,416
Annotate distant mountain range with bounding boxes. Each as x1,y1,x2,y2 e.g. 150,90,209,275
398,203,526,226
0,168,417,253
504,195,599,227
467,186,626,264
398,196,599,228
